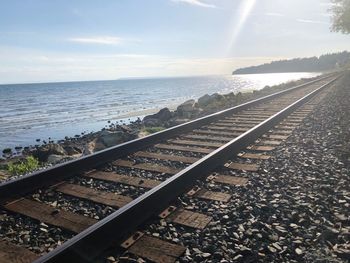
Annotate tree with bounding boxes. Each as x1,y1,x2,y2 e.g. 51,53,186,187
331,0,350,34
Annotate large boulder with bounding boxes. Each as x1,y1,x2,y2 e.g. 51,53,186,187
33,143,67,162
98,130,127,147
198,93,226,109
202,93,228,111
82,139,106,155
198,94,211,107
47,154,66,164
63,145,82,155
177,99,199,118
177,99,196,112
211,93,225,101
143,108,172,127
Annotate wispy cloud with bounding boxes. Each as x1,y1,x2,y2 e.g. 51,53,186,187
296,19,328,25
264,12,285,17
69,36,124,45
171,0,216,8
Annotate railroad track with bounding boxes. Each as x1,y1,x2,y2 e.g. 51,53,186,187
0,74,341,263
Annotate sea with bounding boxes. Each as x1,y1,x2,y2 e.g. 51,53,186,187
0,72,320,152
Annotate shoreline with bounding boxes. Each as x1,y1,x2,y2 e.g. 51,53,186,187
0,73,326,179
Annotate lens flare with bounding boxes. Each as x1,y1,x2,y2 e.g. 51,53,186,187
227,0,256,54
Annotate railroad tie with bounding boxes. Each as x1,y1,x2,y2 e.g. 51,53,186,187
238,153,271,160
258,140,282,146
209,174,249,186
275,126,296,131
270,129,293,135
226,162,260,172
192,129,241,137
214,122,256,128
84,171,161,189
220,119,263,124
225,117,266,121
124,234,186,263
205,125,248,132
154,143,212,154
187,186,231,202
4,198,97,233
55,183,132,208
133,151,199,164
0,240,38,263
164,208,212,229
113,159,180,174
167,139,222,148
247,145,275,152
181,134,232,142
263,134,289,140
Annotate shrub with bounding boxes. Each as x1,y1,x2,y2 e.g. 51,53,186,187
7,156,39,176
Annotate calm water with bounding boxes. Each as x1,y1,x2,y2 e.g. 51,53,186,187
0,72,320,152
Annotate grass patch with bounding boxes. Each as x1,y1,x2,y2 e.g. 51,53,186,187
7,156,40,176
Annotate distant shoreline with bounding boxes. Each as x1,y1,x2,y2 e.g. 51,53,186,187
232,51,349,75
233,70,324,75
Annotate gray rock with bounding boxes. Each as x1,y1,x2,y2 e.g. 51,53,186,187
47,154,66,164
198,93,226,109
198,94,211,107
82,139,106,155
106,256,116,262
2,148,12,155
176,99,199,118
63,145,82,155
98,130,126,147
202,253,211,258
143,108,172,126
295,248,303,255
33,143,67,162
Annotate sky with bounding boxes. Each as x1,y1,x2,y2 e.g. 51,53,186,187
0,0,349,84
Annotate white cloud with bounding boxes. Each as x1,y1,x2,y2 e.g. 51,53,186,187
69,36,124,45
171,0,216,8
296,19,328,25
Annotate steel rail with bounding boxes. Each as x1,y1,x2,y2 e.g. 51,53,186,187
0,74,333,201
33,75,341,263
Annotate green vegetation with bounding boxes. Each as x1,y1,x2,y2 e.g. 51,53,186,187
142,126,165,134
233,51,350,74
7,156,40,176
331,0,350,34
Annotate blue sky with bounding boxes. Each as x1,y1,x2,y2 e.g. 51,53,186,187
0,0,348,83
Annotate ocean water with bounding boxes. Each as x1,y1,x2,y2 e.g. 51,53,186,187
0,72,320,152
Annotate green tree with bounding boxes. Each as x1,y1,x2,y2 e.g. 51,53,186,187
331,0,350,34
